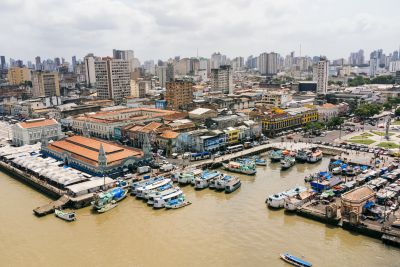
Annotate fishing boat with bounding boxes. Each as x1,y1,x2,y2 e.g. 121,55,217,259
147,187,181,206
255,158,267,166
284,190,315,211
165,197,192,209
270,150,283,162
135,178,171,198
54,209,76,222
281,156,296,170
97,201,118,213
295,149,308,162
224,176,241,193
280,253,312,267
177,169,202,185
223,161,256,175
215,174,235,190
266,186,307,208
153,189,184,208
143,183,173,200
91,187,127,211
306,148,323,163
194,170,222,189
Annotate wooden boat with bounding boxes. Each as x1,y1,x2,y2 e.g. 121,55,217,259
224,177,241,193
54,209,76,222
280,253,312,267
97,201,118,213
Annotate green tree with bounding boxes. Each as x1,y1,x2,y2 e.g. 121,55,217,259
354,103,383,119
371,75,395,84
326,117,344,129
395,107,400,117
304,121,325,133
348,76,370,87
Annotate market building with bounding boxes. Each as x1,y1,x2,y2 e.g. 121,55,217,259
12,118,63,146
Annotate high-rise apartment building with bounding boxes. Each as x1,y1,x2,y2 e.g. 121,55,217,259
259,52,279,75
113,49,134,71
7,67,31,85
211,65,233,94
95,57,131,104
166,63,174,82
157,66,167,88
0,56,6,69
71,56,77,72
32,71,60,97
84,53,96,87
35,56,42,71
165,80,193,110
313,57,329,95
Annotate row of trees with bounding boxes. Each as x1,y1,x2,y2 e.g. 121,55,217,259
304,117,345,133
347,75,395,87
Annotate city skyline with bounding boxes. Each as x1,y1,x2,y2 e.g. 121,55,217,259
1,0,400,62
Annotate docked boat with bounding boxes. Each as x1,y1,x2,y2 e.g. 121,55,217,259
270,150,283,162
54,209,76,222
177,169,202,185
306,148,323,163
281,156,296,170
280,253,312,267
142,183,173,200
295,149,308,162
91,187,127,211
284,190,315,211
224,177,241,193
130,176,163,194
223,161,256,175
153,189,184,209
165,197,192,209
135,178,171,198
147,187,181,205
266,186,307,208
215,174,235,190
97,201,118,213
332,167,342,175
255,158,267,166
194,170,222,189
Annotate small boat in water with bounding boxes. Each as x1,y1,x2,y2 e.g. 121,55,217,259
255,158,267,166
91,187,127,212
54,209,76,222
281,156,296,170
97,201,118,213
280,253,312,267
307,148,322,163
266,186,307,208
165,197,192,209
153,189,185,208
295,149,308,162
214,174,234,190
223,161,256,175
270,150,283,162
224,177,241,193
194,170,222,189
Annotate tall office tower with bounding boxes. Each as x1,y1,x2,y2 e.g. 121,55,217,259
54,57,61,67
313,56,329,95
231,57,244,71
84,53,96,87
166,63,174,82
7,67,31,85
113,49,134,70
71,56,77,72
211,65,233,94
95,57,131,104
165,80,194,110
157,66,167,88
370,58,378,76
32,71,60,97
35,56,42,70
0,56,6,69
211,52,222,69
15,60,24,68
143,60,155,74
27,61,33,69
174,58,190,75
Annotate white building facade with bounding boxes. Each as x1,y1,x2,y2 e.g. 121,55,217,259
12,118,63,146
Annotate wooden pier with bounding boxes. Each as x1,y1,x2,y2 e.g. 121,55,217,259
33,195,71,216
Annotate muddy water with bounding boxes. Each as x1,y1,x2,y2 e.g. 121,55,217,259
0,158,398,267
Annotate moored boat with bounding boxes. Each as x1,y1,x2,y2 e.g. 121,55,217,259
165,197,192,209
214,174,235,190
130,176,163,195
266,186,307,208
194,170,222,189
224,177,241,193
135,178,171,198
281,156,296,170
91,187,127,211
97,201,118,213
270,150,283,162
147,187,181,206
284,190,315,211
255,158,267,166
177,169,202,185
280,253,312,267
332,167,342,175
223,161,256,175
306,148,322,163
295,149,308,162
153,189,184,208
54,209,76,222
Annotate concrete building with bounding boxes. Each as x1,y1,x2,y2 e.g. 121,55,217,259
95,57,131,104
313,57,329,94
210,65,233,94
165,80,194,110
341,186,375,224
113,49,134,71
84,53,96,87
157,66,167,88
258,52,279,75
32,71,60,97
166,63,174,82
317,103,339,122
260,91,292,108
12,118,63,146
7,67,31,85
396,71,400,84
188,108,218,120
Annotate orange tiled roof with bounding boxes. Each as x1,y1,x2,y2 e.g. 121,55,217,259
19,119,58,129
159,130,180,139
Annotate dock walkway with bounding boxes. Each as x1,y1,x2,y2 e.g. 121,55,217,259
33,195,70,217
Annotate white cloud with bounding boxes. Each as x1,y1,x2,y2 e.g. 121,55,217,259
0,0,399,62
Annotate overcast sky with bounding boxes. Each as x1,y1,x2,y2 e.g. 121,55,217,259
1,0,400,63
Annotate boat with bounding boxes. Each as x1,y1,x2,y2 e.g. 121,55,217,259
270,150,283,162
194,170,222,189
135,178,171,198
345,166,355,176
165,197,192,209
306,148,322,163
147,187,181,205
266,186,307,208
214,174,235,190
177,169,202,185
295,149,308,162
91,187,127,211
97,201,118,213
284,190,315,211
153,189,184,208
280,253,312,267
223,161,256,175
142,183,173,200
131,176,163,194
224,177,241,193
54,209,76,222
281,156,296,170
332,167,342,175
255,158,267,166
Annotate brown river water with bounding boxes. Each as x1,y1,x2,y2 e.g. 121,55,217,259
0,158,399,267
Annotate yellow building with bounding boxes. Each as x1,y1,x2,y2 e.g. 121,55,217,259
262,107,318,137
224,127,239,144
7,67,31,85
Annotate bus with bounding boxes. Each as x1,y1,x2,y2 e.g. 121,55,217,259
226,144,244,153
190,151,211,161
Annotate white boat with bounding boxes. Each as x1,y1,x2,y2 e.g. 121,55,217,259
141,180,173,199
147,187,181,206
131,176,163,194
224,177,241,193
54,209,76,222
266,186,307,208
135,178,171,198
177,169,202,185
307,148,323,163
332,167,342,175
284,190,315,211
165,197,192,209
281,156,296,170
215,174,235,190
194,171,222,189
153,189,184,208
97,201,118,213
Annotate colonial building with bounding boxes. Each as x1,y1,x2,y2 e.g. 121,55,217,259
341,186,375,225
12,118,63,146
